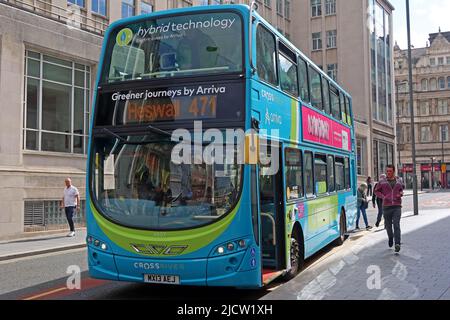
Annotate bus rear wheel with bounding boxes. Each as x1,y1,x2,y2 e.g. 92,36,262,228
334,211,347,246
284,232,304,280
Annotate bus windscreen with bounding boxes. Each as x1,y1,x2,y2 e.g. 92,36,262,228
102,11,243,83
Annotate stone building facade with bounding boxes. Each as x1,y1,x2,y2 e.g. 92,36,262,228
394,31,450,190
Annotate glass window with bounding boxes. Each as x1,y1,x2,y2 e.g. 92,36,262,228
420,126,431,142
311,0,322,17
279,52,299,96
322,77,331,114
438,99,448,115
104,12,243,83
326,30,337,48
430,78,437,90
420,101,430,116
285,0,291,19
430,57,436,66
330,85,340,120
24,50,90,154
335,157,345,191
327,63,337,81
325,0,336,15
276,0,283,15
440,125,449,142
141,1,153,14
421,79,428,91
312,32,322,50
298,58,309,102
309,66,322,110
68,0,84,7
378,142,388,175
438,57,444,65
327,155,335,192
92,135,242,230
92,0,107,16
257,25,278,86
448,76,450,88
314,155,328,195
344,157,351,189
345,96,352,126
304,152,314,197
439,77,446,90
122,0,135,18
285,148,303,200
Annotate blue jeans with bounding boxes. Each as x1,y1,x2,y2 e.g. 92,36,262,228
65,206,76,232
356,205,369,228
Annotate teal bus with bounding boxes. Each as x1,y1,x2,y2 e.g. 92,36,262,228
87,3,357,288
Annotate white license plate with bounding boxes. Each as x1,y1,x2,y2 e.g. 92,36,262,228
144,274,180,285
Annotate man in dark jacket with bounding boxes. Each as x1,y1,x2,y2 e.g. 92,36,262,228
374,165,405,253
372,174,386,228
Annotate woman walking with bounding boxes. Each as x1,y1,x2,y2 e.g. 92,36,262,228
356,183,372,230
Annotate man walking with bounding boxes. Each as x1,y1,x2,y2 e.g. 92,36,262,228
372,174,386,228
374,165,405,253
60,178,80,237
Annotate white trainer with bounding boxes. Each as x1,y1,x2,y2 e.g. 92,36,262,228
67,231,75,237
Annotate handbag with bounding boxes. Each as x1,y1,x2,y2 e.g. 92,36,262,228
362,200,369,210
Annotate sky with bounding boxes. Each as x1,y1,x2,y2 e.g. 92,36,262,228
390,0,450,49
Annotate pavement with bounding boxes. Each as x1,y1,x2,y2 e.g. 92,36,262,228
262,208,450,300
0,229,86,261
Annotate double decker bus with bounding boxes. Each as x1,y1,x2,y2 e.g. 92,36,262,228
87,3,357,288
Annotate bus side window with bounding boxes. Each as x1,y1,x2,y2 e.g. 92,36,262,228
298,58,310,103
322,77,331,115
285,148,303,201
330,84,341,120
335,157,345,191
278,47,299,97
256,25,278,86
340,91,347,124
304,151,314,197
314,154,328,195
344,157,351,189
327,155,335,193
345,96,352,126
309,66,322,111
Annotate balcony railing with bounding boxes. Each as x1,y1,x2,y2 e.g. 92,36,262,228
1,0,109,36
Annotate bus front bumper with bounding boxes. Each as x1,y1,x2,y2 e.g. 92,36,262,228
88,246,261,288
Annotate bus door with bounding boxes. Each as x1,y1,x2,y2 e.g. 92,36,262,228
258,146,286,276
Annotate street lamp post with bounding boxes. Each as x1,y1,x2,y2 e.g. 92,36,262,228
431,157,435,190
406,0,419,215
441,126,446,188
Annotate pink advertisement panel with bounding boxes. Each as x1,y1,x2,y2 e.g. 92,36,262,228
302,105,351,151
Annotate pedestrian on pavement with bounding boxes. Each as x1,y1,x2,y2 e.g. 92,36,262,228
366,176,373,197
374,165,405,253
356,183,372,231
372,174,387,228
60,178,80,237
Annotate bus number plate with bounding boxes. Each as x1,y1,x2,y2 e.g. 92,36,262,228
144,274,180,285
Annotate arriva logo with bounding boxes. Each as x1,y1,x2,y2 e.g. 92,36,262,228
116,28,133,46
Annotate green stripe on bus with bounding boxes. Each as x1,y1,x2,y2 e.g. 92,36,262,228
290,100,298,141
90,199,240,257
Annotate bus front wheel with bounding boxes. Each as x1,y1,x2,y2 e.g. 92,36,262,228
284,232,304,280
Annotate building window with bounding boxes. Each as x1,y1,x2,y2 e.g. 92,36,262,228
326,30,337,48
276,0,283,15
68,0,84,7
403,125,411,143
430,78,437,90
264,0,271,7
327,63,337,80
24,50,91,154
92,0,106,16
438,99,448,115
284,0,291,19
420,126,431,142
141,1,153,14
311,0,322,17
356,138,366,176
448,76,450,88
122,0,135,18
447,56,450,65
421,79,428,91
440,125,449,142
325,0,336,15
430,58,436,66
439,77,446,90
438,57,444,65
420,101,430,116
312,32,322,50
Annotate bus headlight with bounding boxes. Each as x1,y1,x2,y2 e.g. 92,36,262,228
100,243,108,251
217,246,225,254
227,243,235,251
